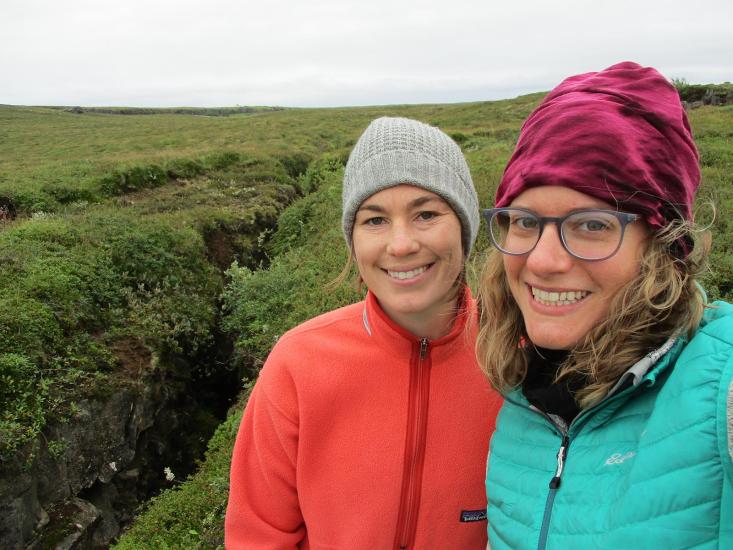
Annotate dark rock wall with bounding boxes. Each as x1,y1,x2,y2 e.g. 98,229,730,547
0,357,228,550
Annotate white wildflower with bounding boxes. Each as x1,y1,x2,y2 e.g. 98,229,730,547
163,466,175,482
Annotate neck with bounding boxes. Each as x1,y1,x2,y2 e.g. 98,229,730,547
381,294,462,341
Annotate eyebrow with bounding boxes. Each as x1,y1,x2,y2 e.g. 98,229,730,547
357,195,443,213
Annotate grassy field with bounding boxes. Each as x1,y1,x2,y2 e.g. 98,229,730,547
0,95,541,214
1,92,731,548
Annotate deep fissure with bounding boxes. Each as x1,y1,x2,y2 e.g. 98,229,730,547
2,156,313,549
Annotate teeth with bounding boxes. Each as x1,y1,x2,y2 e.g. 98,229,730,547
531,287,588,306
387,266,428,280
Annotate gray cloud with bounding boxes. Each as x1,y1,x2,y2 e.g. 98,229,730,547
1,0,731,107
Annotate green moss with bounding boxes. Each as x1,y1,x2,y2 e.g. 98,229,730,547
0,294,63,358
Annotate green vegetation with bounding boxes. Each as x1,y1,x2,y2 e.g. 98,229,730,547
673,79,733,104
0,96,540,216
0,157,297,460
1,92,730,548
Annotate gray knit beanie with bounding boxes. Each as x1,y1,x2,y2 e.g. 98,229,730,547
342,116,479,256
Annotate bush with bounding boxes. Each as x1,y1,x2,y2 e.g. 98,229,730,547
223,174,360,366
0,294,64,359
166,158,206,180
294,153,344,195
99,164,168,196
122,278,217,354
450,131,469,144
203,151,241,171
45,183,96,205
276,152,313,180
0,353,47,460
0,186,57,215
675,82,733,104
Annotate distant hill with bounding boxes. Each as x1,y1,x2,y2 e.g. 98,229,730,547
45,105,286,116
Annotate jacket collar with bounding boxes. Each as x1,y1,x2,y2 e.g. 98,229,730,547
622,302,732,390
606,336,682,397
362,285,476,350
506,335,687,417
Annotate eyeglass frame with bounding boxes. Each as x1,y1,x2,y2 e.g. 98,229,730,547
481,207,641,261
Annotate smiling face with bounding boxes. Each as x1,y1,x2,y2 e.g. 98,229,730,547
352,184,464,339
503,186,650,350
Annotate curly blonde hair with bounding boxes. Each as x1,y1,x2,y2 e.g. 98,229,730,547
476,219,709,409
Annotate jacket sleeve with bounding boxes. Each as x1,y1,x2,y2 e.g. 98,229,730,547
225,345,305,549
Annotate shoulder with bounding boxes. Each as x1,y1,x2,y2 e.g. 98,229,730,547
698,301,733,345
258,300,366,382
658,301,733,419
675,301,733,364
275,300,365,348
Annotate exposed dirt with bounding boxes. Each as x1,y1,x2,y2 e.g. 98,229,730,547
204,228,243,270
109,337,152,379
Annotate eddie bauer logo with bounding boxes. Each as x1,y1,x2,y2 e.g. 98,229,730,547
604,451,636,465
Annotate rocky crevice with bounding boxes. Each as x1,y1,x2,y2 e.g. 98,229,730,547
1,337,241,550
0,210,272,549
0,159,307,550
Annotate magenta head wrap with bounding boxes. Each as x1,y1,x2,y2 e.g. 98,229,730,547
495,62,700,233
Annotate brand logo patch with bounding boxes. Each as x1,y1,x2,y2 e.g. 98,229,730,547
604,451,636,465
460,509,487,523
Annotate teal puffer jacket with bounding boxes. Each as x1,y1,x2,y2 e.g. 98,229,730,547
486,301,733,550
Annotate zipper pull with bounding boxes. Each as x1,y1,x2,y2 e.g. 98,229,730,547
419,338,428,359
549,435,569,489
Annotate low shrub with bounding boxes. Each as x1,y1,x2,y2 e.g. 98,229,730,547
0,353,47,460
276,152,313,180
203,151,241,171
99,164,168,196
450,131,469,144
223,172,360,367
166,158,206,180
294,153,345,195
0,294,64,359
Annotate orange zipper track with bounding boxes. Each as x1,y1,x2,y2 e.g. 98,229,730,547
393,339,431,550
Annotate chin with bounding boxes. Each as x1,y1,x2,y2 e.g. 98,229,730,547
526,328,580,351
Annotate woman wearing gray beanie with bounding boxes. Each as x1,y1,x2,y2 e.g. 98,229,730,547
226,116,501,549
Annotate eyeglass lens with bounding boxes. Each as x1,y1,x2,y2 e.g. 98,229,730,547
489,209,625,260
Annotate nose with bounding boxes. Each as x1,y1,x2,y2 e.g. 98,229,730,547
386,223,420,257
525,223,574,274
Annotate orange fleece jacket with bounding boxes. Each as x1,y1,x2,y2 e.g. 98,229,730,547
225,289,502,549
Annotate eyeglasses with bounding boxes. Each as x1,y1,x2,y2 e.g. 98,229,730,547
482,207,640,261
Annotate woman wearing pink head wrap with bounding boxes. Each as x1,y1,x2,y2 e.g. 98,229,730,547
476,62,733,548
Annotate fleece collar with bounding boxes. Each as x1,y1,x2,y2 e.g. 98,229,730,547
361,285,476,351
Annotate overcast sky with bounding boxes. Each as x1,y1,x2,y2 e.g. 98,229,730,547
2,0,731,108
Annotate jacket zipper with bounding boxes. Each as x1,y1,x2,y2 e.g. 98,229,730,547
502,384,638,550
394,337,430,550
537,432,569,550
498,343,674,549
